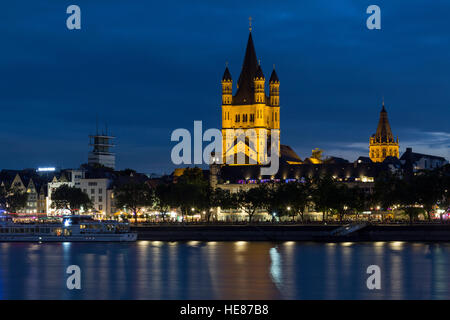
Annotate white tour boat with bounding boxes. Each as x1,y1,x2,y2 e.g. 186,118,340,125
0,215,137,242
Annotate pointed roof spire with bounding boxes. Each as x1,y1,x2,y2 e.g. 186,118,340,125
222,64,232,81
255,64,264,79
269,66,279,83
249,16,252,32
234,30,259,104
375,101,394,142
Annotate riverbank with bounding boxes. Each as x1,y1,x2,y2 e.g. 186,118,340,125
132,224,450,242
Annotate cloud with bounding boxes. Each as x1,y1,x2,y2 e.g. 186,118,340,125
300,130,450,162
399,130,450,159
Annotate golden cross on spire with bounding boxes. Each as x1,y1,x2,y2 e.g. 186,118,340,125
249,16,252,31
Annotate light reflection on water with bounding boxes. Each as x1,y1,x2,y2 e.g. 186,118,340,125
0,241,449,300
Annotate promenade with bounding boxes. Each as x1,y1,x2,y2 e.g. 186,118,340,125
132,223,450,242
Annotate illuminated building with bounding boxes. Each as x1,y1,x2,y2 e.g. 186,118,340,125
221,24,280,165
400,147,448,171
369,101,399,162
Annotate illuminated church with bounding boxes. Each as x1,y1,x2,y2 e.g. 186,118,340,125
369,102,399,162
221,24,280,165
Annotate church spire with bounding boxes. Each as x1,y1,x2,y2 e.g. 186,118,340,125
234,30,259,104
222,65,232,81
269,67,279,83
221,63,232,105
369,100,399,162
375,101,394,142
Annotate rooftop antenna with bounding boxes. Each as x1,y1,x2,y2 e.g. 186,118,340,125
249,16,252,32
96,115,99,135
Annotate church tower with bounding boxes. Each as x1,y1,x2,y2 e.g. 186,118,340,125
369,101,399,162
221,24,280,165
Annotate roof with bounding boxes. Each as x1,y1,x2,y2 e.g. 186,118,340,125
233,32,259,105
269,69,279,83
324,157,349,164
222,67,232,81
383,156,402,166
400,148,447,162
254,64,264,79
216,161,392,183
374,103,395,142
280,145,302,164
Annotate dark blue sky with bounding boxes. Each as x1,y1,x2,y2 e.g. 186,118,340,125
1,0,449,174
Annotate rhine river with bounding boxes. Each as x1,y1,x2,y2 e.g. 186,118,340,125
0,241,449,299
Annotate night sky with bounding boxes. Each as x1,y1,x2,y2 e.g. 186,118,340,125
1,0,449,174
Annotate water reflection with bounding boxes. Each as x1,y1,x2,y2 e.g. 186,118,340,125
269,247,282,291
0,242,448,300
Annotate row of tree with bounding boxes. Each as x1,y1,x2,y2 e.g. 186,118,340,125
0,187,28,213
12,167,448,224
111,168,450,224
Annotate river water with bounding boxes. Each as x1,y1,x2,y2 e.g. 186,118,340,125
0,241,448,299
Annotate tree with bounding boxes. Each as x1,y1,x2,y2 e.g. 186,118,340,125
153,183,173,221
51,184,91,214
171,168,209,221
237,184,268,223
206,188,236,222
373,171,401,211
415,171,445,221
263,184,284,222
347,187,370,220
440,173,450,221
114,182,153,223
395,179,422,224
5,187,28,213
277,180,312,222
312,175,340,222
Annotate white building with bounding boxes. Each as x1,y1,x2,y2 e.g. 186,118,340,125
400,147,448,171
80,178,112,216
46,169,84,215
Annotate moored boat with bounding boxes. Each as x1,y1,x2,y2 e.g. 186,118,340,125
0,215,137,242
